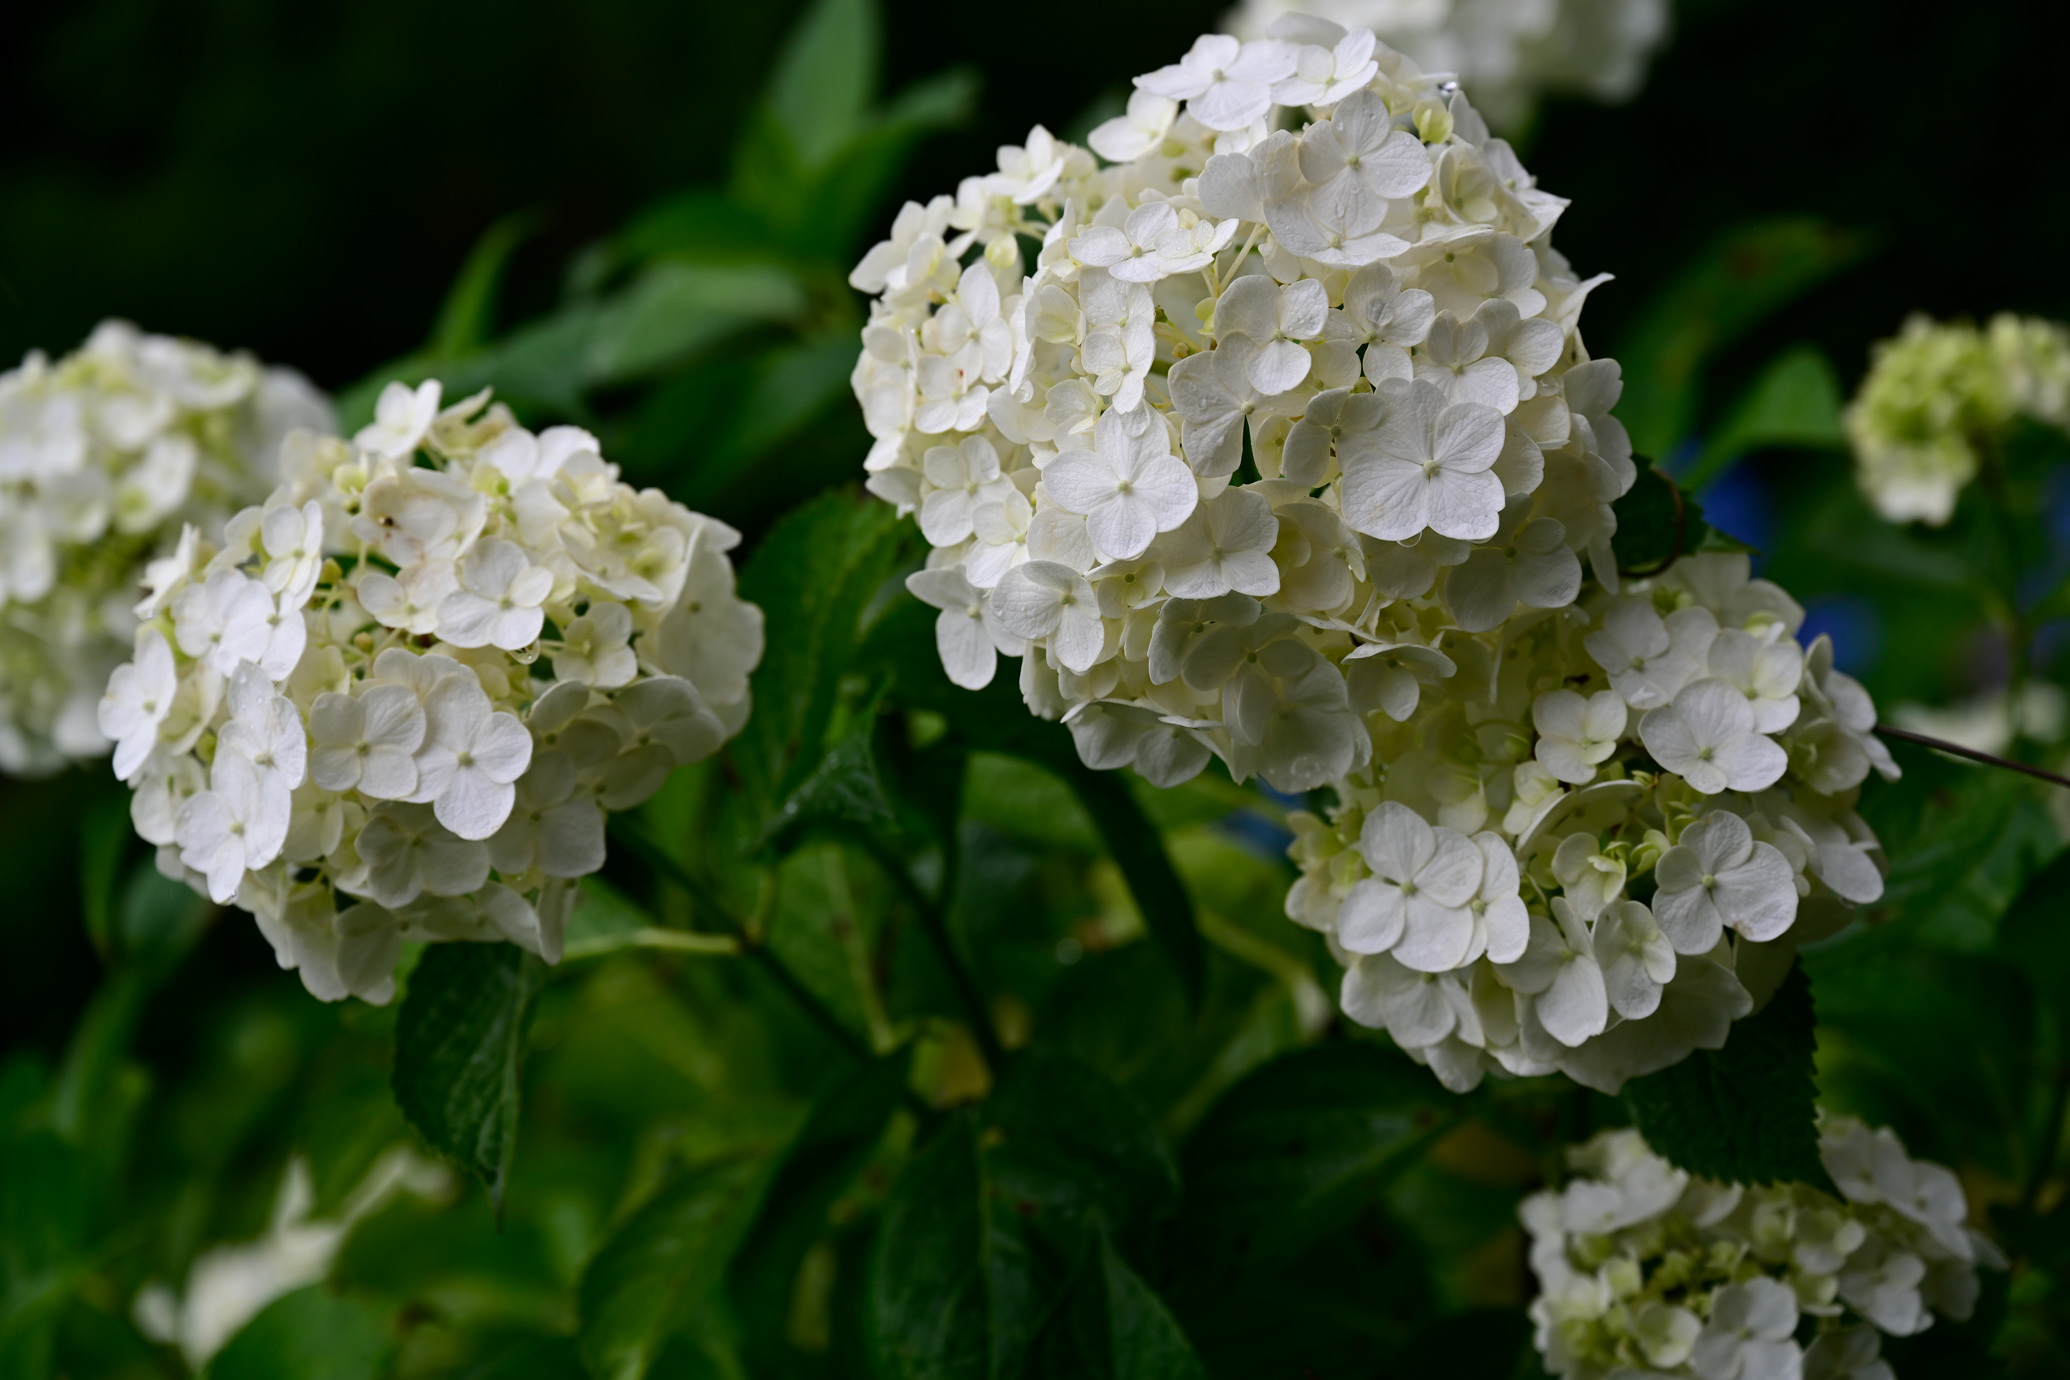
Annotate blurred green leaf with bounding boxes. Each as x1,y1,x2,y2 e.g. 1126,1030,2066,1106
578,1154,775,1380
205,1286,391,1380
2000,846,2070,1013
584,261,808,385
1065,768,1207,1007
761,730,899,849
1613,218,1867,459
1680,343,1847,493
0,1131,92,1369
431,210,543,359
765,0,880,170
1626,964,1827,1186
392,944,546,1213
1173,1043,1451,1266
731,488,911,820
864,1116,1000,1379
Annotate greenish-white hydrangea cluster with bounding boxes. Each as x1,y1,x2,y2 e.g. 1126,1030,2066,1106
1284,552,1898,1094
850,18,1890,1094
1845,312,2070,525
99,382,763,1003
1228,0,1670,132
0,321,330,777
1525,1123,2004,1380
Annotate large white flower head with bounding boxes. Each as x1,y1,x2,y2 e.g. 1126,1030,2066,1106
1523,1121,2004,1380
1227,0,1671,133
1845,312,2070,526
852,17,1623,799
1290,551,1901,1094
0,321,331,777
99,382,764,1004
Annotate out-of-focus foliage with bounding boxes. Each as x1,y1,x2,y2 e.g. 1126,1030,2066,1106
5,0,2070,1377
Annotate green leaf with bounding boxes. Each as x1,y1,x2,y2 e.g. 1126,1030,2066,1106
205,1286,391,1380
1173,1043,1452,1264
1611,456,1713,574
1862,741,2059,950
731,488,911,819
577,1154,776,1380
2000,845,2070,1013
1026,1228,1205,1380
430,210,543,360
582,261,808,385
863,597,1206,1005
391,944,545,1213
867,1052,1184,1379
1679,344,1846,493
759,729,899,849
1625,963,1827,1186
1613,218,1867,459
731,1051,912,1373
764,0,879,169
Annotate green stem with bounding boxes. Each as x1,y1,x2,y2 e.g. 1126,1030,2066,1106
561,927,740,961
610,820,873,1062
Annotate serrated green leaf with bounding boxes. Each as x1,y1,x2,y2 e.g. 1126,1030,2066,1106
759,730,899,849
391,944,545,1212
1026,1227,1205,1380
205,1285,391,1380
731,489,910,821
1613,217,1867,459
1612,456,1714,574
1625,963,1826,1186
987,1049,1180,1226
1173,1042,1452,1265
578,1154,775,1380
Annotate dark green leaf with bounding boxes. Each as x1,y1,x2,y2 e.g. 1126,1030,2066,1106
578,1154,775,1380
987,1048,1180,1226
1999,846,2070,1013
760,730,899,849
1057,765,1206,1008
764,0,879,169
1625,963,1826,1186
865,1117,1003,1380
1613,218,1867,458
391,944,545,1212
582,261,808,385
205,1286,391,1380
1679,343,1846,493
1863,743,2059,950
1026,1228,1204,1380
1174,1042,1452,1264
1612,456,1712,574
732,1051,912,1373
731,488,911,820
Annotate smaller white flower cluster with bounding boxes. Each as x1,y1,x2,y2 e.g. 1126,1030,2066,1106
99,381,763,1003
0,321,329,777
1525,1122,2004,1380
1228,0,1671,132
1846,312,2070,526
1286,554,1899,1094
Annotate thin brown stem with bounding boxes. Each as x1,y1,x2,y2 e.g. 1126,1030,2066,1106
1873,724,2070,790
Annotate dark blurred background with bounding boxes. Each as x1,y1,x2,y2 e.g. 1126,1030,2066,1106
1,0,2058,1053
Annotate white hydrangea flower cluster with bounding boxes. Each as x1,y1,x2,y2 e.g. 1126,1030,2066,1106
0,321,330,777
1286,552,1900,1094
1845,312,2070,526
850,19,1893,1095
1524,1123,2004,1380
853,17,1627,795
1228,0,1671,133
98,381,763,1004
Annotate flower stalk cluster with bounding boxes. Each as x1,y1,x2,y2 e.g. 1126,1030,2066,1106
0,322,330,776
99,382,763,1002
1845,312,2070,525
1525,1123,2004,1380
850,19,1895,1091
